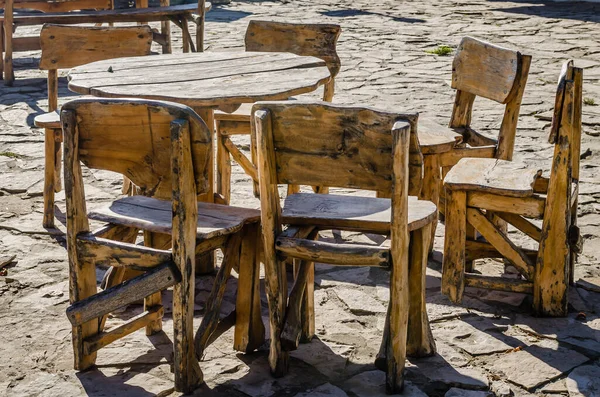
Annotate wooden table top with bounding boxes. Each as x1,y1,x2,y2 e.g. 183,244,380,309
68,51,331,111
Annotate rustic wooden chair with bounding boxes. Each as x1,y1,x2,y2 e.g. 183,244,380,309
254,101,437,393
441,61,583,317
418,37,531,238
34,24,154,228
62,98,264,393
214,20,341,203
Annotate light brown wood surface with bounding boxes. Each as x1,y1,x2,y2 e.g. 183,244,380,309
68,52,330,110
452,36,520,104
89,195,260,239
444,158,542,197
282,193,436,234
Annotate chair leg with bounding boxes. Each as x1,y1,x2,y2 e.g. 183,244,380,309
43,128,57,228
421,154,441,252
441,189,467,303
465,222,477,273
234,223,266,353
159,0,172,54
300,259,315,343
216,122,232,204
4,4,14,85
263,249,289,376
144,231,169,335
407,224,436,357
54,130,62,192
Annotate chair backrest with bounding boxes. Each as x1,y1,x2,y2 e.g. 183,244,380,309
450,36,531,160
245,21,341,101
61,98,212,200
245,21,341,77
252,101,422,196
39,24,153,112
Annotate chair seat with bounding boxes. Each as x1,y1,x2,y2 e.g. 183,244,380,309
444,158,542,198
419,117,463,155
34,110,60,129
89,195,260,240
282,193,437,234
214,103,253,122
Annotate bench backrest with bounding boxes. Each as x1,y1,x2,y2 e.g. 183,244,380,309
2,0,111,13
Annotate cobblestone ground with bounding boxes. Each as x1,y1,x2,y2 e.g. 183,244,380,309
2,0,600,396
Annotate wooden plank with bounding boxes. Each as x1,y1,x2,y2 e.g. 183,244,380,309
4,0,110,12
276,237,390,267
83,306,164,355
444,158,541,197
76,234,172,270
441,190,467,303
465,240,538,262
452,37,520,103
465,274,533,294
66,262,178,326
466,208,534,280
282,193,436,234
39,25,152,70
467,191,545,219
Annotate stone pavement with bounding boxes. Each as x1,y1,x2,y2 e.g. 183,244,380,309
1,0,600,396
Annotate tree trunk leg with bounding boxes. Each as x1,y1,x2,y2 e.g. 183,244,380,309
144,231,170,335
406,224,436,357
43,128,57,228
234,223,265,353
441,189,467,303
160,0,172,54
54,131,62,192
4,0,14,85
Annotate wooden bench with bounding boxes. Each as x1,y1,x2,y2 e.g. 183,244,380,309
0,0,210,84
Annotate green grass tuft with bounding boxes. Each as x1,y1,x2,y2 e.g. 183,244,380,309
426,45,453,56
0,151,24,159
584,97,597,106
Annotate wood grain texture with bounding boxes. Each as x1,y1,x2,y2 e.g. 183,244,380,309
441,190,467,303
418,117,462,154
282,193,436,234
465,274,533,294
444,158,542,197
68,52,330,110
252,101,423,195
39,25,152,70
452,36,520,104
